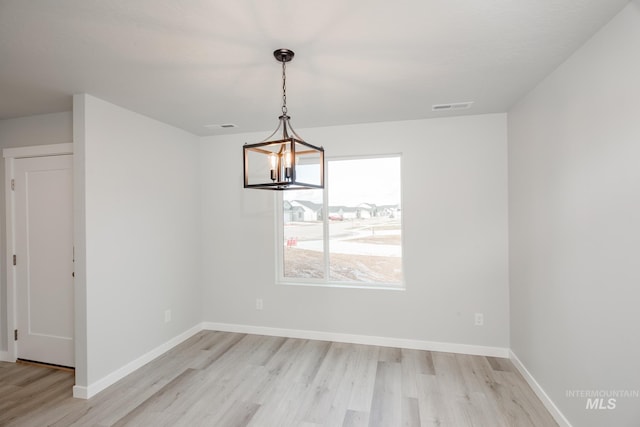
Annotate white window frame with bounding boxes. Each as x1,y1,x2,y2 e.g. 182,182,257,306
275,154,405,290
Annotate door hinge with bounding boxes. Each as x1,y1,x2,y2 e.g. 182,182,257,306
13,254,16,266
11,179,15,191
14,329,18,341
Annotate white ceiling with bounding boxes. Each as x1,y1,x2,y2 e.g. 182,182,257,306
0,0,629,136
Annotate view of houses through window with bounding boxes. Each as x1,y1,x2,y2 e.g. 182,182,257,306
279,156,403,286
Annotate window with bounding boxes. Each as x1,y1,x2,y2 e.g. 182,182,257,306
277,155,403,287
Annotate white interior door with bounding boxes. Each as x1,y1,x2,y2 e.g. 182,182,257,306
14,154,74,367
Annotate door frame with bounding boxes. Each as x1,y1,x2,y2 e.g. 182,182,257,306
3,143,74,362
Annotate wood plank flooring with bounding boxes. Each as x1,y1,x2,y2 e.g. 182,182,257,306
0,331,558,426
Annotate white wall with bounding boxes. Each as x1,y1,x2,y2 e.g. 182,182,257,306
73,94,201,390
0,112,73,354
201,114,509,350
508,2,640,426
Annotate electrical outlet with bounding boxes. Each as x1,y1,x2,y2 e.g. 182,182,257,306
475,313,484,326
256,298,264,310
164,309,172,323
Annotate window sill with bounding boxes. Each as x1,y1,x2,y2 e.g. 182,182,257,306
276,281,406,291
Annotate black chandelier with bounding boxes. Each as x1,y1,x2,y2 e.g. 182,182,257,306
243,49,324,190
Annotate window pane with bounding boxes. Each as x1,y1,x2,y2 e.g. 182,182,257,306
328,157,402,284
293,140,323,187
282,189,324,279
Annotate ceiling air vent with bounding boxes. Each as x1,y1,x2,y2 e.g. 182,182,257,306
432,101,474,111
204,123,238,129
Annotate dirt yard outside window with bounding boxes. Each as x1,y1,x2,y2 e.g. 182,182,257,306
283,217,402,284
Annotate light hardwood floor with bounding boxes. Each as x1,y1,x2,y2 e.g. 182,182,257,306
0,331,558,426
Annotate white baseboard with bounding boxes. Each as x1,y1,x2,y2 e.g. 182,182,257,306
73,323,203,399
0,350,14,362
203,322,510,358
510,350,572,427
72,384,89,399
